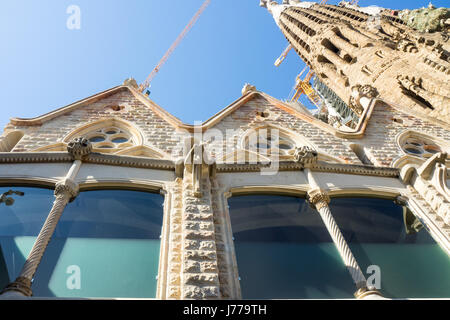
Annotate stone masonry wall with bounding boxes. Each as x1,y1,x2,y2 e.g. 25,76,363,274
5,89,185,157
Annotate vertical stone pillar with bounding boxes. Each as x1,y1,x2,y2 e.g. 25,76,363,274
165,180,184,299
0,138,91,298
307,189,384,299
179,144,221,299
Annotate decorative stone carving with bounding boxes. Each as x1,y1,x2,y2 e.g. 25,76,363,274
400,153,450,227
241,83,257,96
396,38,419,53
55,178,80,202
264,1,450,125
294,146,318,167
67,137,92,160
123,77,139,88
306,188,330,210
349,85,379,116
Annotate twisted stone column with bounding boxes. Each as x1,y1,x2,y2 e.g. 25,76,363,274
307,188,383,299
0,138,91,298
2,180,78,297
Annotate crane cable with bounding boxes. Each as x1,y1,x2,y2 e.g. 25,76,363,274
138,0,212,93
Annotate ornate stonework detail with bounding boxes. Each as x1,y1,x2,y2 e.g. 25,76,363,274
396,38,419,53
241,83,257,96
67,137,92,160
307,188,331,210
400,153,450,227
55,178,79,202
265,2,450,125
123,77,138,88
294,146,318,167
399,6,450,33
349,85,379,116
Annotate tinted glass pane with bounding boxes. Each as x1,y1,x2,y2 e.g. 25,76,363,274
0,187,54,290
228,195,355,299
330,198,450,298
32,190,164,298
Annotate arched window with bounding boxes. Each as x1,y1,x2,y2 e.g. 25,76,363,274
228,195,355,299
398,131,449,159
0,186,164,298
0,186,54,289
330,197,450,298
63,118,143,154
228,194,450,299
242,126,313,160
31,189,164,298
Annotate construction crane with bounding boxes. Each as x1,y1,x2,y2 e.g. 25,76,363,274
273,0,329,108
138,0,212,93
290,67,322,109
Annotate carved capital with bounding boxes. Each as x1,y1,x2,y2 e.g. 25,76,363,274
67,137,92,160
294,146,318,168
1,276,33,297
307,189,330,210
55,178,79,201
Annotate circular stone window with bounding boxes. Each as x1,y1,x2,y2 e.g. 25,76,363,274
248,132,296,156
83,126,134,151
402,137,443,158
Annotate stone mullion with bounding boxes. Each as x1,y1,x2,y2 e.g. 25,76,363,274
307,189,367,288
210,179,231,299
2,183,77,297
1,138,92,297
181,171,221,299
302,163,382,299
165,180,184,299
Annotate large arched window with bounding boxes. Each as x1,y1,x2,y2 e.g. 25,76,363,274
31,189,164,298
0,187,164,298
330,197,450,298
0,186,54,290
228,194,450,299
228,195,355,299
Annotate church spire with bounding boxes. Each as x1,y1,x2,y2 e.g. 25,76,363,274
261,1,450,126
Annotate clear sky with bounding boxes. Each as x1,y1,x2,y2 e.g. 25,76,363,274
0,0,448,131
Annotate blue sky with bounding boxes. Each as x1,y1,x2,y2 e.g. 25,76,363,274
0,0,448,131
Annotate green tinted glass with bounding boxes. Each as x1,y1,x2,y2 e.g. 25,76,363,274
228,195,355,299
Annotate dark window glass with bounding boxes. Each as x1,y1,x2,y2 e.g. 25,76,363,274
31,190,164,298
0,187,54,290
228,195,355,299
330,197,450,298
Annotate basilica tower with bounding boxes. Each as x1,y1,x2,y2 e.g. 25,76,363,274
261,1,450,126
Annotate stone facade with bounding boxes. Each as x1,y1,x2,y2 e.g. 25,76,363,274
262,0,450,125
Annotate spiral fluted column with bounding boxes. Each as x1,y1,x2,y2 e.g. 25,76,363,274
0,138,91,297
307,188,384,299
